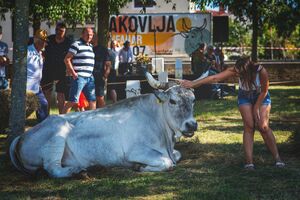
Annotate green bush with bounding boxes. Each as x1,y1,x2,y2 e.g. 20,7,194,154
0,89,39,133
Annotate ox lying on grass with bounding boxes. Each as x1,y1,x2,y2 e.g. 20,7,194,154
9,72,199,178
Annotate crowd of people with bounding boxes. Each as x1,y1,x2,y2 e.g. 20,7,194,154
0,22,138,121
191,43,229,99
54,26,133,115
0,22,285,169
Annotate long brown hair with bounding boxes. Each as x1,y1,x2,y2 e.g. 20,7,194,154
235,56,260,90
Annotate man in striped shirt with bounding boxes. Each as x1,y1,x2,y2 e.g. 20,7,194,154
62,27,96,114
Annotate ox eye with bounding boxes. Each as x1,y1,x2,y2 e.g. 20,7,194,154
169,99,176,105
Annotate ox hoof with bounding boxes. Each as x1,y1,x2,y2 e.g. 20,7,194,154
74,171,92,180
132,163,146,171
173,150,182,162
167,167,174,171
72,167,85,174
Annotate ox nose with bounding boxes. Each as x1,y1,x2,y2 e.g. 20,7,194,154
186,121,198,132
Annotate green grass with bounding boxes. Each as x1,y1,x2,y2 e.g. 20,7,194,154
1,86,300,200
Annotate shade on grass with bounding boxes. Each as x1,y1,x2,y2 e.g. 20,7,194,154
0,86,299,199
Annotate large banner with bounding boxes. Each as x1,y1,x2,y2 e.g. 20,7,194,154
109,13,211,56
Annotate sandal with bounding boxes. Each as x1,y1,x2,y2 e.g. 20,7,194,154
275,161,285,168
244,163,255,170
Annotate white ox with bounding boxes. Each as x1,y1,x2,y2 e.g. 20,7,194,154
9,73,198,178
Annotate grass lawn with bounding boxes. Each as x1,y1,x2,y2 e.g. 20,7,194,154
1,85,300,200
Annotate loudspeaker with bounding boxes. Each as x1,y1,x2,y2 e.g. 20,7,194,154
213,16,229,43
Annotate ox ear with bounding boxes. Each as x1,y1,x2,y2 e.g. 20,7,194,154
154,90,169,103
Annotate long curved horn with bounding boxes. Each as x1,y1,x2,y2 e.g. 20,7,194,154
145,71,168,89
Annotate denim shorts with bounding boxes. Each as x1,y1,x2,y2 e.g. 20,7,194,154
68,76,96,103
238,89,271,106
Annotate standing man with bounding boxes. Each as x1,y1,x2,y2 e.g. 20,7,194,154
118,40,133,75
205,45,219,72
0,26,10,90
41,22,72,114
107,40,120,103
93,37,111,108
62,27,96,114
214,46,225,71
26,29,49,122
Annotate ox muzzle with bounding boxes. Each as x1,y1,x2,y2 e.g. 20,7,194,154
182,120,198,137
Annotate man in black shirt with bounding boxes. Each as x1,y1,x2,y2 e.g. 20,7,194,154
41,22,72,114
93,40,111,108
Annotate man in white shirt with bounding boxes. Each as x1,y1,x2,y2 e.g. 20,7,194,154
118,40,134,75
26,29,49,122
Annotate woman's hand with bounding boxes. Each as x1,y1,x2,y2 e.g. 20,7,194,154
253,104,260,125
179,80,195,88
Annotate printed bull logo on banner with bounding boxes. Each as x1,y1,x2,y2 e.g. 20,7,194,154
109,13,211,56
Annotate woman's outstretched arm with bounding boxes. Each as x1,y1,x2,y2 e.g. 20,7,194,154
180,67,237,89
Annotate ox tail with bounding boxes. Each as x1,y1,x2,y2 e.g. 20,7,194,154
9,136,35,176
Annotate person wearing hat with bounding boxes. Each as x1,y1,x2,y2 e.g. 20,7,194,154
118,40,133,75
26,29,49,122
0,25,10,90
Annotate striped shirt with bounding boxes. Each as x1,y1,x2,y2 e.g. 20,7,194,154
68,38,95,77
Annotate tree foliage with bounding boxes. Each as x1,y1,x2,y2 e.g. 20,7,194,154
192,0,300,61
0,0,97,32
29,0,97,32
227,18,251,48
267,1,300,38
0,0,12,19
97,0,130,47
200,0,299,34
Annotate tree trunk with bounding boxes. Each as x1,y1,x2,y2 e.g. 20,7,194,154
97,0,110,47
32,13,41,34
251,0,258,62
7,0,29,145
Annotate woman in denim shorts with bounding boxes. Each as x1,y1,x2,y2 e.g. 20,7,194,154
180,56,285,170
